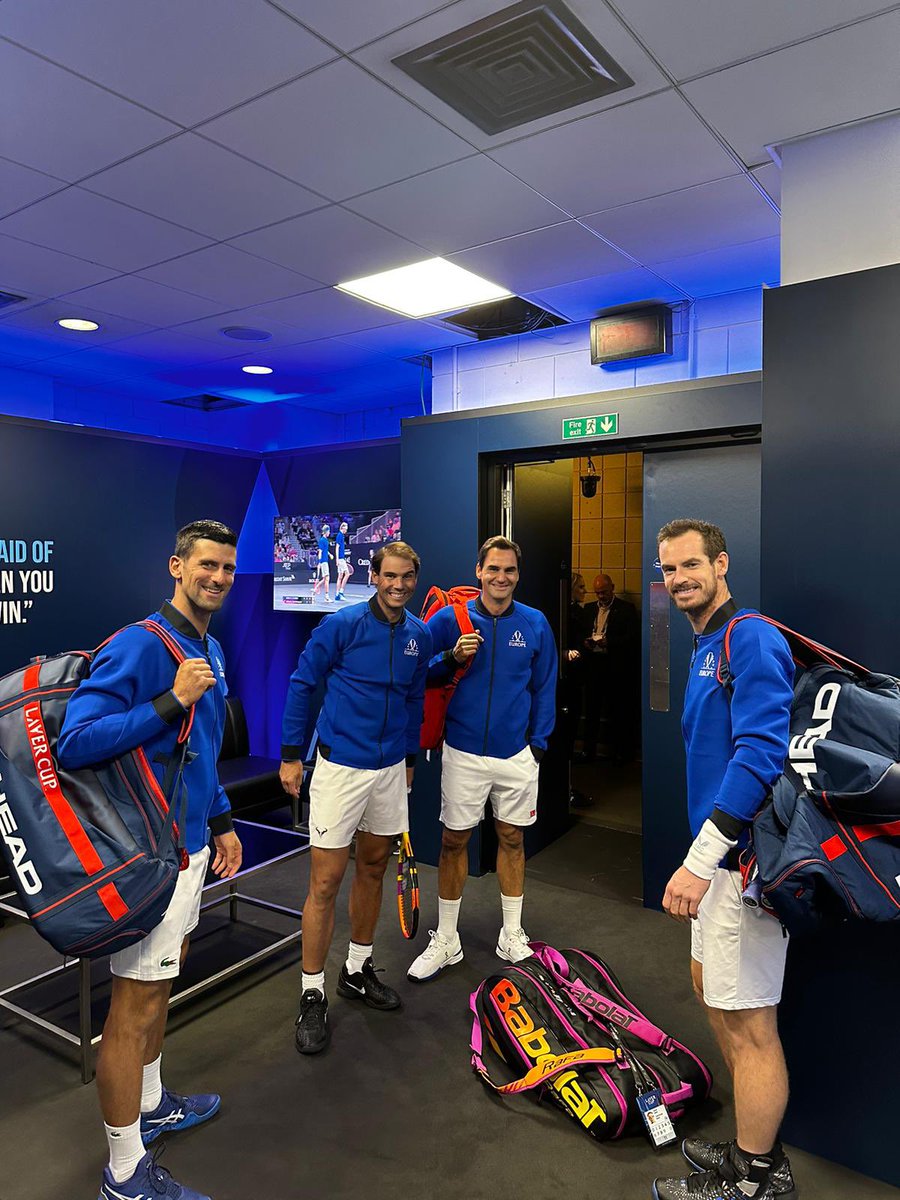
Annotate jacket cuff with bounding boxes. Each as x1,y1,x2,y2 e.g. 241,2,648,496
209,812,234,836
530,745,545,762
710,806,745,841
281,744,303,762
405,753,418,768
153,690,186,724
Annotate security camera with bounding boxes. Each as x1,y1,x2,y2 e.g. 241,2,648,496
580,456,599,499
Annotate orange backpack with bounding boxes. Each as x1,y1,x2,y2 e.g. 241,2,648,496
419,585,480,751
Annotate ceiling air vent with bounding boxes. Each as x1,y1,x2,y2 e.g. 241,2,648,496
163,393,250,412
393,0,633,135
440,296,567,341
0,289,27,311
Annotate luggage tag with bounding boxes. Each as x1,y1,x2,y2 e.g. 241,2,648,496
636,1088,677,1148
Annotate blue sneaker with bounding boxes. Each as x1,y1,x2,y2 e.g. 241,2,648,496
99,1148,211,1199
140,1087,220,1144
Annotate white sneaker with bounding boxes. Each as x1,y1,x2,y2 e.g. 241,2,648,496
407,930,464,982
496,926,533,963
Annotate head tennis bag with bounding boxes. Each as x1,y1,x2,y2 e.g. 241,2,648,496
470,944,711,1142
719,615,900,934
0,621,193,959
419,585,479,751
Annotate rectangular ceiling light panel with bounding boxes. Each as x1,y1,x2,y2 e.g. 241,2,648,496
336,257,511,318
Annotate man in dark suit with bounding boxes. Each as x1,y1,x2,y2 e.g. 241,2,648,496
580,573,640,762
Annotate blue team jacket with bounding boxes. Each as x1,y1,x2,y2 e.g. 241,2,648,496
682,604,794,839
281,596,432,770
57,601,232,854
428,598,557,759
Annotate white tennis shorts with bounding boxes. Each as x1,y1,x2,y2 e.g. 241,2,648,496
691,868,789,1010
308,753,407,849
440,743,539,830
110,846,210,982
316,562,329,578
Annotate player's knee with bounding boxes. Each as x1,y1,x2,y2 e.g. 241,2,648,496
441,827,470,855
495,822,524,851
308,870,342,905
719,1005,779,1052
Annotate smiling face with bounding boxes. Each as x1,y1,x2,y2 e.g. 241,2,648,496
477,548,520,613
658,530,729,632
371,552,418,620
170,537,236,630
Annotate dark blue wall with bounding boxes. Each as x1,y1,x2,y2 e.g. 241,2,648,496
761,263,900,1187
401,376,762,872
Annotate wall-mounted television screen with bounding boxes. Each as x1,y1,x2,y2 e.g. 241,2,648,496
274,509,402,615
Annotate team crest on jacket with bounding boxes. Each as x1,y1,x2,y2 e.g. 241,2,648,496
509,630,527,648
404,639,419,657
698,651,717,678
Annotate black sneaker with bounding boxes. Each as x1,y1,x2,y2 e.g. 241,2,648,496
336,957,402,1010
682,1139,797,1199
295,989,330,1054
652,1171,776,1200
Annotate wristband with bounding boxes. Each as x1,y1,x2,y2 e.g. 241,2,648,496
683,819,737,880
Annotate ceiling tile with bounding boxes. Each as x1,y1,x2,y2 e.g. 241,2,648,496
231,206,427,286
140,245,320,308
653,237,780,297
345,156,569,253
352,0,669,151
0,234,119,297
61,276,228,327
278,0,447,52
245,287,406,341
340,321,473,356
0,41,177,180
82,134,323,240
0,0,336,125
448,221,634,294
174,310,317,349
526,269,687,321
582,175,780,263
610,0,895,81
489,91,737,215
0,298,152,351
682,13,900,164
201,58,473,199
0,157,67,219
95,328,230,365
0,189,211,272
752,162,781,208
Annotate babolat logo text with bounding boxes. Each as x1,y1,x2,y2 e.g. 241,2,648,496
576,992,636,1030
788,682,841,790
509,630,527,648
0,768,43,895
404,639,419,657
490,977,607,1129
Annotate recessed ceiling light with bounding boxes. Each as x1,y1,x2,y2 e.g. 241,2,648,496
57,318,99,332
335,257,511,318
241,364,274,375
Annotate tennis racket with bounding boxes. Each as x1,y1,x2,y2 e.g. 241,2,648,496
397,831,419,939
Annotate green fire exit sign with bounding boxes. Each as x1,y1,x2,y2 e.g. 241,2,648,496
561,414,618,440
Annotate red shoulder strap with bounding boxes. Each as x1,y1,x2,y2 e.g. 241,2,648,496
718,612,869,689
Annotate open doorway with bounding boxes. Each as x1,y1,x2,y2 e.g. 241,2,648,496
568,451,643,836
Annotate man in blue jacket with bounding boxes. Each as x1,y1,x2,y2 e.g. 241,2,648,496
58,520,243,1200
280,542,431,1054
652,519,796,1200
408,536,557,983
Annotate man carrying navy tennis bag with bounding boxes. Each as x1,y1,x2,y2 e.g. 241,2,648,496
0,520,242,1200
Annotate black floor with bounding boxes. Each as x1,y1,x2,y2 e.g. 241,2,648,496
1,825,896,1200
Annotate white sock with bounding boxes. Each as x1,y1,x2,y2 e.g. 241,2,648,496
501,893,524,933
105,1118,146,1183
345,941,372,975
437,897,461,941
302,970,325,997
140,1053,163,1114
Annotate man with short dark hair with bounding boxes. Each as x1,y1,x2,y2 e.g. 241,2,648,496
651,519,796,1200
280,542,431,1054
408,535,557,982
59,520,243,1200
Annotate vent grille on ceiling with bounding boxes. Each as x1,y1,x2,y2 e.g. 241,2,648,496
393,0,633,135
163,393,250,412
0,289,27,311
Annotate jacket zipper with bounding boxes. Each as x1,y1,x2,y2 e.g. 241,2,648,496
482,616,498,755
378,623,396,769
